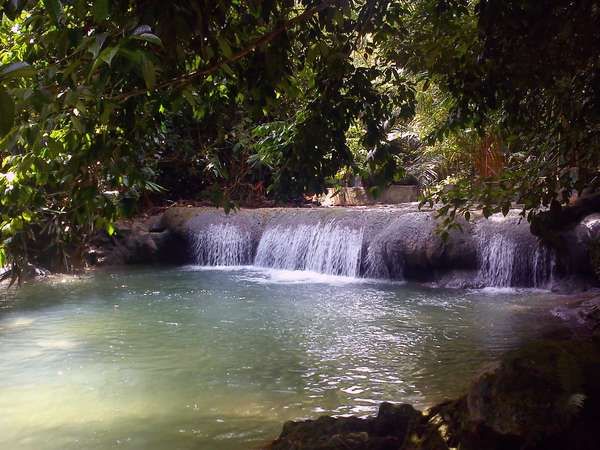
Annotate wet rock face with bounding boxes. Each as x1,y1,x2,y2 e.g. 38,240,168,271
268,336,600,450
95,206,600,289
459,339,600,450
268,402,448,450
87,214,189,266
378,213,477,281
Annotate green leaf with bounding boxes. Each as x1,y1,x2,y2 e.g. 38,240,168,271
99,46,119,66
106,222,115,236
100,102,116,124
132,25,152,35
141,57,156,90
221,63,235,77
133,33,163,47
0,62,35,82
181,88,196,107
43,0,63,26
93,0,110,23
217,37,233,58
0,88,15,138
87,33,108,60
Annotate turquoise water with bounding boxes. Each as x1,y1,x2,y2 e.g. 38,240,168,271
0,266,563,450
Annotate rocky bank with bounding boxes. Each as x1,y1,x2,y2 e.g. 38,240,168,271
266,297,600,450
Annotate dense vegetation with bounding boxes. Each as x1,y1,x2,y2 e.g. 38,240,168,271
1,0,599,279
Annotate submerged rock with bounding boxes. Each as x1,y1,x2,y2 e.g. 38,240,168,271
466,340,599,438
439,337,600,450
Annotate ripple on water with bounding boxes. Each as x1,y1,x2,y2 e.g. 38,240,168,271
0,266,562,450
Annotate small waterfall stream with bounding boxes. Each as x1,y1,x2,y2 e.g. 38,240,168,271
192,223,253,266
255,222,364,277
188,209,560,288
475,223,555,288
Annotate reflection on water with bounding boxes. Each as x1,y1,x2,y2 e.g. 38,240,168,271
0,266,564,450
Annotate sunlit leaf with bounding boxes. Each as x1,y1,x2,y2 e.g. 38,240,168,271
106,222,115,236
132,25,152,35
0,62,35,82
133,33,163,47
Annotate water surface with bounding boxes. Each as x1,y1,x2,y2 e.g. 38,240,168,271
0,266,564,450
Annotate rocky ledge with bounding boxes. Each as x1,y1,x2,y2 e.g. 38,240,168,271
268,402,446,450
89,206,600,290
267,303,600,450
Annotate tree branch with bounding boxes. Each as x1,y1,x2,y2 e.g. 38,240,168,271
107,1,334,102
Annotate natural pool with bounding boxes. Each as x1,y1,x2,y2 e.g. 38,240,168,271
0,266,564,450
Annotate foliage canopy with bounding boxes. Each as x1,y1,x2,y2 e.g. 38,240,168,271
1,0,599,278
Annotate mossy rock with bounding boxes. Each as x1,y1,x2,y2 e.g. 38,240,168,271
467,339,600,440
268,402,448,450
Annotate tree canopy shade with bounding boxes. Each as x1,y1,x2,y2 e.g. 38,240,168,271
1,0,600,279
411,0,600,232
0,0,410,277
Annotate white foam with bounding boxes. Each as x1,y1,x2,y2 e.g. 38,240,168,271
182,264,254,272
182,265,403,286
245,269,367,285
36,339,78,350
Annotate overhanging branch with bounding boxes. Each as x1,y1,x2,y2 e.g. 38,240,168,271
108,1,334,102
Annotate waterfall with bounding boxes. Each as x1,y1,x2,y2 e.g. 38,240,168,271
192,224,253,266
531,245,555,288
363,238,404,280
254,222,365,277
186,208,562,288
476,227,555,288
476,234,516,287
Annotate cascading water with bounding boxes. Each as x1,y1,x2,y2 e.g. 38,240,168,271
192,223,253,266
254,222,365,277
475,222,555,288
477,233,516,287
531,245,555,287
187,208,562,288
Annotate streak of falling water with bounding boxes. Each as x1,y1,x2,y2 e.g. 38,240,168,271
476,231,555,288
192,223,253,266
477,233,516,287
188,212,557,288
254,222,365,277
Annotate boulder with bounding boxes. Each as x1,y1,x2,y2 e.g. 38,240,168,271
268,402,448,450
462,339,600,448
87,214,189,266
